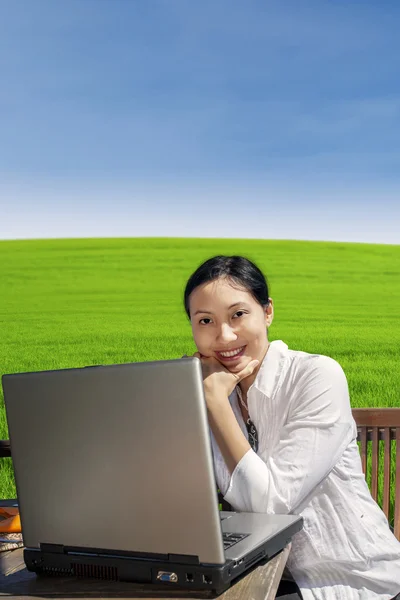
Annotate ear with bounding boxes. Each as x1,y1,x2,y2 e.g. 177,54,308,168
264,298,274,328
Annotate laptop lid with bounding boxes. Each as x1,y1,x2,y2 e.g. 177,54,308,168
3,358,226,564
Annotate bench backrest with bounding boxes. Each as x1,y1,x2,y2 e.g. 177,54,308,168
352,408,400,540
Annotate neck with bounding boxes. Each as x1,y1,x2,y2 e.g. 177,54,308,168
239,341,270,397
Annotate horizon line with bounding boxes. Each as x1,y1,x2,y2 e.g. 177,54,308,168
0,235,399,248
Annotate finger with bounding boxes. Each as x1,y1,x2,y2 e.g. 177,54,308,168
235,360,260,382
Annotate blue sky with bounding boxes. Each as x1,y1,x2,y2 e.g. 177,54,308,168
1,0,400,243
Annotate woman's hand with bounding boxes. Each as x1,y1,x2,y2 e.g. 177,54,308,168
193,352,259,407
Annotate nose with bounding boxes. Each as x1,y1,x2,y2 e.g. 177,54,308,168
217,323,237,344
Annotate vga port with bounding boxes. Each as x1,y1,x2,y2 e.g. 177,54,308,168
157,571,178,583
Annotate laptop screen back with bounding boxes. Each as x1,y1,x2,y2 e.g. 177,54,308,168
3,358,225,564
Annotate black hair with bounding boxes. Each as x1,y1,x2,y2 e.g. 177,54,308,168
184,255,270,319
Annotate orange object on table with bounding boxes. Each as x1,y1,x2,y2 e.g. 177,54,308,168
0,507,21,533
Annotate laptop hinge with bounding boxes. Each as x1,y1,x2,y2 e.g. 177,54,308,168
40,543,65,554
168,553,199,565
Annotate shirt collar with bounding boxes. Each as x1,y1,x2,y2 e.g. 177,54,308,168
252,340,289,398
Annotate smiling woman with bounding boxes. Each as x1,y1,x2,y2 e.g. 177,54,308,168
183,256,400,600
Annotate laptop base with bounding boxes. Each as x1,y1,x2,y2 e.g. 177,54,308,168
24,539,284,595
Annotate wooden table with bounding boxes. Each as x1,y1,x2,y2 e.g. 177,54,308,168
0,543,291,599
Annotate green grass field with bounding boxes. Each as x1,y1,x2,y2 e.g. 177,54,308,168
1,237,400,505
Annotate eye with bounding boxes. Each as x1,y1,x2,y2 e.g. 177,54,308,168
233,310,246,318
199,318,212,325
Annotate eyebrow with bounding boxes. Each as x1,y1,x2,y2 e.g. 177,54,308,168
193,302,248,316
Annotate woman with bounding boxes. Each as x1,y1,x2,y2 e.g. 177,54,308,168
183,255,400,600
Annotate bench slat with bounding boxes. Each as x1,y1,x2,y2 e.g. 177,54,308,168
371,427,379,501
395,429,400,540
382,427,391,520
0,440,11,458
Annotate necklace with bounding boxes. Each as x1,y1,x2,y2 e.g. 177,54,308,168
236,386,259,453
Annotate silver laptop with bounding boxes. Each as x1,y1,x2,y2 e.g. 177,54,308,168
3,358,302,594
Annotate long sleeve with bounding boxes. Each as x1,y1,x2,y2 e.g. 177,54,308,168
223,355,356,514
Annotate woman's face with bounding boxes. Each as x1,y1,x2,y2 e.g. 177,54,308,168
188,277,273,374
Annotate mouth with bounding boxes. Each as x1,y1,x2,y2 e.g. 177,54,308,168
215,346,246,361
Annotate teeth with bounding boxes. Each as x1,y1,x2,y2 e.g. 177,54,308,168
219,346,244,358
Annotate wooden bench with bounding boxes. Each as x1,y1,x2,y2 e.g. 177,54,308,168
2,408,400,539
352,408,400,539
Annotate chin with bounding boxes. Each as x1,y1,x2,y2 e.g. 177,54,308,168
228,366,243,374
227,358,249,372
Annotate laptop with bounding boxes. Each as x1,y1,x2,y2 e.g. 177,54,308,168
2,357,302,594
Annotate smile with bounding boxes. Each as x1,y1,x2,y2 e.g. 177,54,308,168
216,346,246,360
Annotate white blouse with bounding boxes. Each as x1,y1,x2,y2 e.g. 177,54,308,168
211,340,400,600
